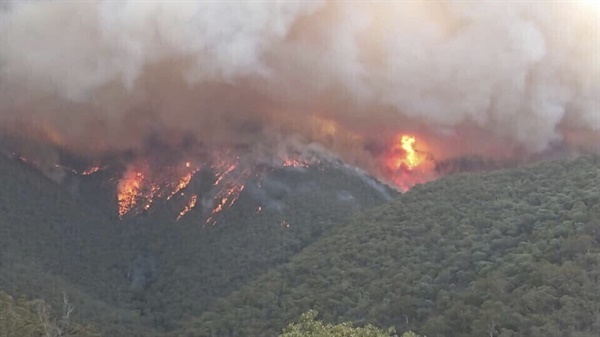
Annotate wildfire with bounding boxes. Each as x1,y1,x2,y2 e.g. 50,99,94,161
81,166,102,175
213,163,237,186
10,130,434,222
282,158,310,168
117,169,144,218
385,134,430,190
389,135,424,171
7,130,437,223
206,184,245,225
116,160,200,219
177,194,198,220
166,171,196,200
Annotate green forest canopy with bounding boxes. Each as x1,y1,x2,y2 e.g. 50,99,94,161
1,154,598,337
180,155,599,337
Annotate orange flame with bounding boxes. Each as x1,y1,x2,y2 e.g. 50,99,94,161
81,166,102,175
117,170,144,218
166,172,195,200
177,194,198,220
206,184,245,225
385,134,430,190
116,160,200,219
214,163,237,186
389,135,424,171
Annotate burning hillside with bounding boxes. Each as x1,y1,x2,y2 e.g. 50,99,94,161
113,133,430,221
0,0,598,218
5,129,431,221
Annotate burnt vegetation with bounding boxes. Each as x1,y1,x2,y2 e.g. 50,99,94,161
0,154,598,337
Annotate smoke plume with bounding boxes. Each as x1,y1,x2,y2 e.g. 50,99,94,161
1,0,598,186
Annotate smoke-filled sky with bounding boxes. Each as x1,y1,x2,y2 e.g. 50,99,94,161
0,0,598,183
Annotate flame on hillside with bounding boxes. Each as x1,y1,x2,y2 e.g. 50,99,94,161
110,148,320,222
383,134,432,190
117,170,144,218
7,131,435,223
283,158,310,168
116,160,201,219
81,166,102,175
204,154,258,225
177,194,198,220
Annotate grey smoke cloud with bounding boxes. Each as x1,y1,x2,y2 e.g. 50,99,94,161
0,1,598,172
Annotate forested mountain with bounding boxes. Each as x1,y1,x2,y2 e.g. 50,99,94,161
0,154,155,336
1,154,598,336
178,155,599,337
0,153,393,336
114,162,394,332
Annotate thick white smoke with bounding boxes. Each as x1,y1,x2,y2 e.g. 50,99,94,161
0,0,598,174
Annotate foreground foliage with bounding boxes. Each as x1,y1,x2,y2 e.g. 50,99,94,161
0,291,98,337
279,310,420,337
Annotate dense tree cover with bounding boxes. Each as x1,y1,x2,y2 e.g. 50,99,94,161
0,155,152,336
0,291,98,337
0,154,391,336
127,164,393,329
279,310,409,337
179,155,599,337
2,153,598,336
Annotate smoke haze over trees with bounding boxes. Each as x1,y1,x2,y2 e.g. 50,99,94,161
1,1,598,186
0,1,598,337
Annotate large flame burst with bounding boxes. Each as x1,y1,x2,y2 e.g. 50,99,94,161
114,133,431,221
388,135,423,170
384,134,431,190
9,131,434,222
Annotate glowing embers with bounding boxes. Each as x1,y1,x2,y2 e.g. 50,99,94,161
384,134,431,190
114,152,256,223
166,172,195,200
177,194,198,220
203,153,321,225
282,158,310,168
205,155,250,226
117,169,145,218
206,184,245,226
81,166,102,175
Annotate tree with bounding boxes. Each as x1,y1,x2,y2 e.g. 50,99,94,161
0,291,98,337
279,310,421,337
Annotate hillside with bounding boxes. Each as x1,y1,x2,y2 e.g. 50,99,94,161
113,162,395,331
178,155,600,337
0,153,394,336
0,154,153,336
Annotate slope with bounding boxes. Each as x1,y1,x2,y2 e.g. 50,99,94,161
179,155,600,337
114,163,395,331
0,154,157,336
0,152,396,336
